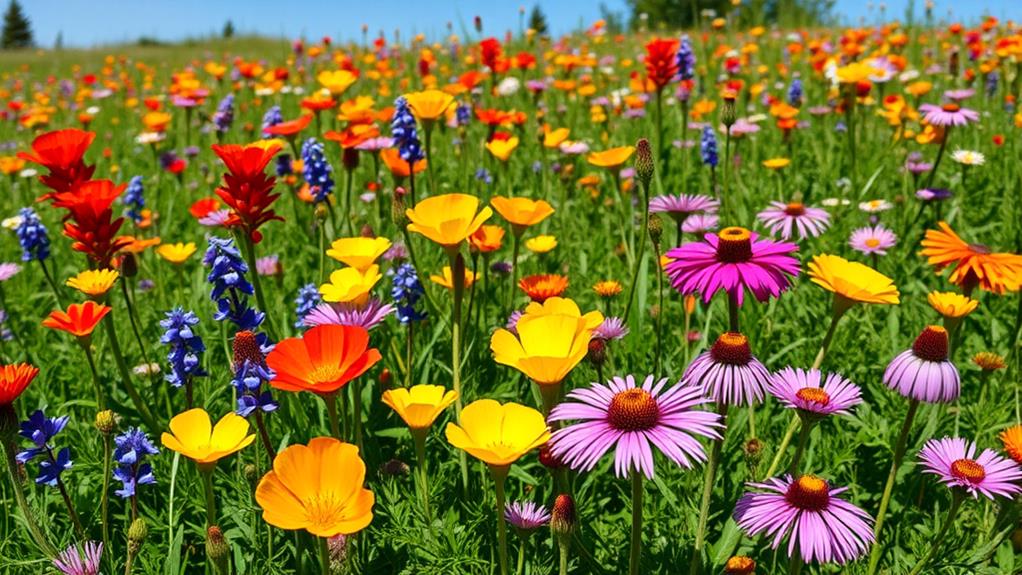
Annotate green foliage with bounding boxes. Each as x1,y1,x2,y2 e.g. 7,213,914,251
527,5,548,36
1,0,32,50
223,20,235,39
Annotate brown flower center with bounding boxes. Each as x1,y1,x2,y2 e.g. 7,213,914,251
950,458,986,484
796,387,831,406
710,332,753,365
232,330,263,370
941,103,961,113
784,202,806,216
716,227,753,263
784,475,830,511
912,325,949,362
607,388,660,431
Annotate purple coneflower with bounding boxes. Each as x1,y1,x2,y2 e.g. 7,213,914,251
883,325,960,403
919,437,1022,500
682,214,718,235
548,374,723,478
593,316,628,341
53,541,103,575
256,255,281,277
664,226,800,305
302,299,394,330
919,102,980,127
915,188,952,202
734,474,875,564
942,88,975,102
756,201,830,241
0,262,21,281
504,500,551,533
198,209,231,227
849,225,897,256
768,367,861,419
682,332,771,406
648,194,719,223
355,137,395,152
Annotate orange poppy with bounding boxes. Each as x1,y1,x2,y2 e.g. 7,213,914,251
266,325,382,396
920,221,1022,295
42,301,111,338
469,225,505,254
324,124,380,149
380,148,427,178
0,363,38,406
263,114,313,138
518,274,569,303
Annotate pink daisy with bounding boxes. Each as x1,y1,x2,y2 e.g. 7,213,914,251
548,374,723,479
648,194,720,223
918,103,980,127
756,201,830,241
883,325,960,403
682,332,771,407
849,225,897,256
918,437,1022,500
767,367,862,418
734,474,875,564
0,262,21,282
504,501,550,532
664,226,800,305
53,541,103,575
302,299,394,330
682,214,719,235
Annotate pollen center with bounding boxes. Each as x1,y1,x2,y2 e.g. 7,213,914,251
865,238,881,248
796,387,830,406
716,227,753,263
309,364,345,384
950,458,986,484
784,202,806,216
607,388,660,431
710,332,752,365
941,103,961,113
303,492,348,528
785,475,830,512
912,325,949,362
724,556,757,575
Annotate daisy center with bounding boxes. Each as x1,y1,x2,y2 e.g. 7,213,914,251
941,103,961,113
796,387,830,406
784,202,806,216
912,325,949,362
950,458,986,484
716,227,753,263
608,388,660,431
865,238,881,248
724,556,756,574
710,332,752,365
784,475,830,511
302,492,349,528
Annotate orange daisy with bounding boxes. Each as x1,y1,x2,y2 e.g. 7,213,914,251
920,221,1022,294
42,301,111,338
518,274,569,303
0,363,39,406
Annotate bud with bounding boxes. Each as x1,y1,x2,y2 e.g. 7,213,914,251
855,80,872,98
94,409,116,435
550,494,576,545
120,252,138,278
206,525,230,574
391,189,409,228
314,202,329,222
128,517,148,555
647,214,663,249
244,463,259,486
724,555,756,574
721,91,737,128
379,367,392,388
684,295,697,315
538,442,564,470
232,330,264,371
360,224,375,238
743,438,764,469
342,147,360,171
380,458,410,476
633,138,654,190
587,338,607,367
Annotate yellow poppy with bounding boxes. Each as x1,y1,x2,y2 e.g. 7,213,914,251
382,385,458,430
66,268,119,297
762,158,791,169
587,146,636,168
835,61,880,84
445,399,550,467
406,193,492,249
525,235,557,253
156,242,197,264
486,137,520,162
543,127,570,148
319,265,382,305
160,408,255,467
325,237,392,271
430,266,478,290
403,90,455,122
490,196,555,232
808,254,900,306
317,70,357,95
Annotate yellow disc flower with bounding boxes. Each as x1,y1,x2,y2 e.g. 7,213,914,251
587,146,635,168
406,193,492,250
445,399,550,467
404,90,455,122
593,280,623,298
836,61,880,84
486,137,520,162
161,408,255,467
319,265,382,305
66,268,119,297
808,254,900,307
325,237,391,271
762,158,791,170
430,266,478,290
927,291,978,319
525,235,557,253
156,242,197,264
382,385,458,430
255,437,374,537
490,196,555,233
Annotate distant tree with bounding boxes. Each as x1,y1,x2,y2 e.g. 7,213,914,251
1,0,33,50
527,5,548,36
222,19,235,39
600,3,625,35
54,31,62,50
625,0,832,29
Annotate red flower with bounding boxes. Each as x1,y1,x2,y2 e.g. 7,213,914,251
17,128,96,197
190,197,222,219
480,37,502,72
211,142,284,243
56,179,131,266
165,158,187,174
0,363,38,406
644,38,681,92
263,114,313,138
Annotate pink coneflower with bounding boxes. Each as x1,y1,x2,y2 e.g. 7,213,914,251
767,367,861,419
682,214,719,235
682,332,771,406
198,209,231,227
849,225,897,256
919,103,980,127
548,374,723,478
883,325,960,403
0,262,21,281
649,194,719,222
302,299,394,330
355,137,395,152
593,316,629,341
504,500,550,532
919,437,1022,499
53,541,103,575
942,88,975,102
734,474,875,564
727,119,760,137
664,226,800,305
756,201,830,241
915,188,952,203
256,254,282,276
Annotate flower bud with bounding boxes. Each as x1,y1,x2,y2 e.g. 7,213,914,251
538,442,564,470
206,525,230,574
120,252,138,278
342,147,360,171
314,202,329,222
128,517,148,555
550,494,576,545
244,463,259,486
743,438,764,469
721,92,737,128
95,409,116,435
725,555,756,574
587,338,607,368
633,138,654,190
391,190,409,228
379,367,393,388
360,224,375,238
647,214,663,249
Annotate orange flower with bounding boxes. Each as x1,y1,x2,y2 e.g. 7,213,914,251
0,363,38,406
519,274,569,303
17,128,96,195
324,124,380,149
490,196,554,233
42,301,111,338
266,325,382,396
263,114,313,138
470,225,505,254
380,148,427,178
587,146,635,168
920,221,1022,294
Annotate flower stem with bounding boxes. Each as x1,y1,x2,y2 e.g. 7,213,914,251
507,234,521,314
788,419,813,475
690,404,727,575
325,393,342,440
763,414,800,480
2,438,57,556
352,381,363,452
812,301,849,370
450,251,469,493
239,234,278,342
866,399,921,575
55,474,86,541
629,472,643,575
254,410,276,460
102,317,158,431
412,429,431,521
491,465,510,575
101,434,114,574
201,467,217,528
81,343,106,409
906,492,963,575
516,537,526,575
38,259,64,308
319,536,331,575
924,126,950,189
727,290,740,332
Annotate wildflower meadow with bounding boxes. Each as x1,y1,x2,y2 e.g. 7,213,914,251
1,1,1022,574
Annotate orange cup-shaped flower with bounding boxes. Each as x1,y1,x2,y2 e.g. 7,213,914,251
406,193,492,251
42,301,111,339
0,363,38,407
404,90,456,123
490,196,555,236
255,437,374,537
383,385,459,431
470,225,505,254
587,146,636,169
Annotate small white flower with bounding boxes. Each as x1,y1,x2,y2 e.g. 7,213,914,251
496,77,520,97
859,199,893,213
133,362,161,376
135,132,165,145
18,168,37,178
821,197,852,207
951,149,985,166
2,215,23,230
85,106,100,115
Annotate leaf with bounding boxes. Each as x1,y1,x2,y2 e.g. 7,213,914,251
710,517,743,566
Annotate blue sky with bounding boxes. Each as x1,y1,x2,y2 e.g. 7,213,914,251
20,0,1019,48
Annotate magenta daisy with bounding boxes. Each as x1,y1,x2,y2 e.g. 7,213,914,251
883,325,960,403
918,103,980,127
664,226,799,305
756,201,830,241
849,225,897,256
919,437,1022,500
648,194,719,222
734,474,875,564
302,299,394,330
682,332,771,407
53,541,103,575
767,367,862,419
593,316,629,341
548,374,723,478
0,262,21,282
682,214,719,235
504,500,551,533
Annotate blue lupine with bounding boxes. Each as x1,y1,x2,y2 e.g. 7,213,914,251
986,71,999,98
203,236,264,331
275,154,293,177
788,78,803,107
391,262,427,324
112,427,158,498
159,308,207,388
261,105,283,138
123,176,145,223
294,283,322,328
15,207,50,262
16,410,71,486
475,168,493,185
676,35,696,81
391,96,424,163
700,126,718,168
301,138,334,203
212,94,235,134
455,103,471,126
232,359,279,417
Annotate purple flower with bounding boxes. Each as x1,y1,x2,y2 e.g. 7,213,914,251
682,214,719,235
682,332,771,407
918,437,1022,500
756,201,830,241
548,374,723,478
0,262,21,281
942,88,975,102
112,427,159,498
593,316,628,341
734,474,875,564
915,188,952,202
504,501,550,533
303,299,394,330
256,254,281,277
53,541,103,575
648,194,719,223
198,209,231,227
918,103,980,127
849,225,897,256
883,326,960,403
767,367,861,418
355,136,395,152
